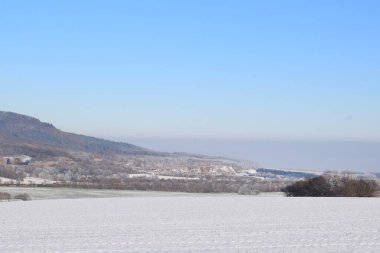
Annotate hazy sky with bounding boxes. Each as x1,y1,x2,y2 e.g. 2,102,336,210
1,0,380,141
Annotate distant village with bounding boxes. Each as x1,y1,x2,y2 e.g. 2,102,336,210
0,153,319,194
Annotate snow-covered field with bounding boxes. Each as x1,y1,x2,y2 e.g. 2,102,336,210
1,196,380,252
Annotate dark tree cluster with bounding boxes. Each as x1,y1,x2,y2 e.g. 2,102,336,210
0,166,26,180
283,172,379,197
0,192,11,201
0,192,31,201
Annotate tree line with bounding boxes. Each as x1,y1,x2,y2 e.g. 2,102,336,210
283,172,379,197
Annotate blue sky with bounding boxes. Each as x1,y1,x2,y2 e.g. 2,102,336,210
1,0,380,144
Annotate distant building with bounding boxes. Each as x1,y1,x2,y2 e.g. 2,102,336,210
2,155,32,165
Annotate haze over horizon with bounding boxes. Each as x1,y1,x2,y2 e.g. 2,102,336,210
1,1,380,171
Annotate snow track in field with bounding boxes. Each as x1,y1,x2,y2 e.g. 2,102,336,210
1,197,380,252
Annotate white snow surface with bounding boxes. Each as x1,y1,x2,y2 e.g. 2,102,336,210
0,177,13,183
1,196,380,252
0,177,56,185
22,177,56,185
157,175,200,180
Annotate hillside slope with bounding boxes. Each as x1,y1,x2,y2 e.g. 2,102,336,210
0,111,152,158
0,111,254,183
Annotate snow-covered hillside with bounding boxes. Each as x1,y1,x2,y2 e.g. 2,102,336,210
1,196,380,252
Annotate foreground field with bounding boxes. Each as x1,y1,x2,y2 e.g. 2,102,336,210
1,196,380,252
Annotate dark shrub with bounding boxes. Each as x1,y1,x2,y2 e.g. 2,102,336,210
340,177,379,197
238,184,260,195
13,193,32,201
0,192,11,200
283,172,379,197
283,176,333,197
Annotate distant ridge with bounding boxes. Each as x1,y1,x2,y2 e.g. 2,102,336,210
0,111,153,158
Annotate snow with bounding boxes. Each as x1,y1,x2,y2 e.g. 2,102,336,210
209,165,237,175
0,177,56,185
1,196,380,252
127,173,154,179
127,174,199,180
157,175,199,180
22,177,56,185
0,177,13,184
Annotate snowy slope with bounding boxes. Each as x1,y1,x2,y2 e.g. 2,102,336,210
1,197,380,252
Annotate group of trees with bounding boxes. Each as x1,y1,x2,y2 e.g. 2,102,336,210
41,176,288,194
0,166,26,180
0,192,31,201
283,172,379,197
